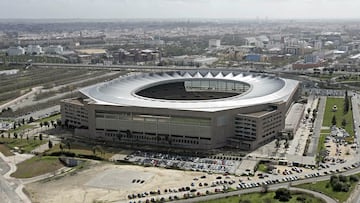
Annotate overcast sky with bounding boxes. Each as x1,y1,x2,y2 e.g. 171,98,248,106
1,0,359,19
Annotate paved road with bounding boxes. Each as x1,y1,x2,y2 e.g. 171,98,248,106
0,86,42,112
173,185,337,203
0,154,25,203
307,96,326,156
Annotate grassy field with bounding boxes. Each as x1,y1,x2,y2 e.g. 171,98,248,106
323,97,354,138
0,144,14,156
47,143,115,160
296,175,360,202
8,124,35,133
317,134,327,154
257,163,268,173
320,129,331,134
11,156,64,178
0,137,46,153
36,114,61,123
199,191,325,203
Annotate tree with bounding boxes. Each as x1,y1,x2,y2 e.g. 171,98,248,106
339,175,347,182
274,188,291,201
261,184,269,193
307,108,311,114
332,115,337,126
39,133,43,141
59,144,63,151
350,175,359,182
13,132,18,139
40,122,43,128
48,140,53,149
29,116,34,123
341,119,347,128
56,119,62,127
1,134,4,138
344,90,349,113
275,139,280,148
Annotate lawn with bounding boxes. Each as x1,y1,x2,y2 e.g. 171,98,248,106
323,97,354,138
320,129,331,134
199,191,325,203
8,124,35,133
0,144,14,156
46,143,115,160
0,137,46,153
36,114,61,123
11,156,64,178
317,134,327,154
257,163,268,173
296,174,360,202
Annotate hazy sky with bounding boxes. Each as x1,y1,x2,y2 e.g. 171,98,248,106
1,0,359,19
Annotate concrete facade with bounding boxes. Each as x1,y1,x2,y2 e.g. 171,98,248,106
61,71,300,151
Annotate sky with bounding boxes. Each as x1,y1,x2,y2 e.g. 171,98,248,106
0,0,359,19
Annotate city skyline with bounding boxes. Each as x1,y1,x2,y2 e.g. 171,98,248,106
1,0,360,20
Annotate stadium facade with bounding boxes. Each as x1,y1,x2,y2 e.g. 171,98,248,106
61,70,300,151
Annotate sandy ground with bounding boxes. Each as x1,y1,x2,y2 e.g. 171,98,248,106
25,162,228,203
75,49,107,55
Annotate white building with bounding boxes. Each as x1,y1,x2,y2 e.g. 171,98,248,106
209,39,221,49
7,46,25,56
45,45,64,55
26,45,43,55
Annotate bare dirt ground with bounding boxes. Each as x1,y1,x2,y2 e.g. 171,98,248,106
25,162,222,203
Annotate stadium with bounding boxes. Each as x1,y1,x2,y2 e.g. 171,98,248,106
61,70,300,150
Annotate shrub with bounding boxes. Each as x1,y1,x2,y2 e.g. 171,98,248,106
350,175,359,182
274,188,291,202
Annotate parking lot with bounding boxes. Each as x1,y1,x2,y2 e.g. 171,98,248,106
125,151,241,175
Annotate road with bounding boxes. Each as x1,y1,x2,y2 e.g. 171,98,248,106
0,153,30,203
0,86,42,112
173,185,337,203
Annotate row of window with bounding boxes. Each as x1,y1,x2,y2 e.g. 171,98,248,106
102,132,205,145
95,111,211,126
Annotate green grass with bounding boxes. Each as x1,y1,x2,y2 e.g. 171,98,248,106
0,144,14,156
320,129,331,134
8,124,34,133
11,156,64,178
257,163,268,173
317,134,327,153
36,114,61,123
296,174,360,202
0,137,46,153
199,191,325,203
46,143,115,160
323,97,354,138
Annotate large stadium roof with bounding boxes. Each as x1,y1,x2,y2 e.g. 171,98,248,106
80,70,299,112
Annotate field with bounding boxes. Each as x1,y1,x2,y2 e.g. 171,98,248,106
11,156,64,178
296,175,360,202
322,97,354,138
36,114,61,123
46,143,115,160
200,191,325,203
0,137,46,153
0,144,14,156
